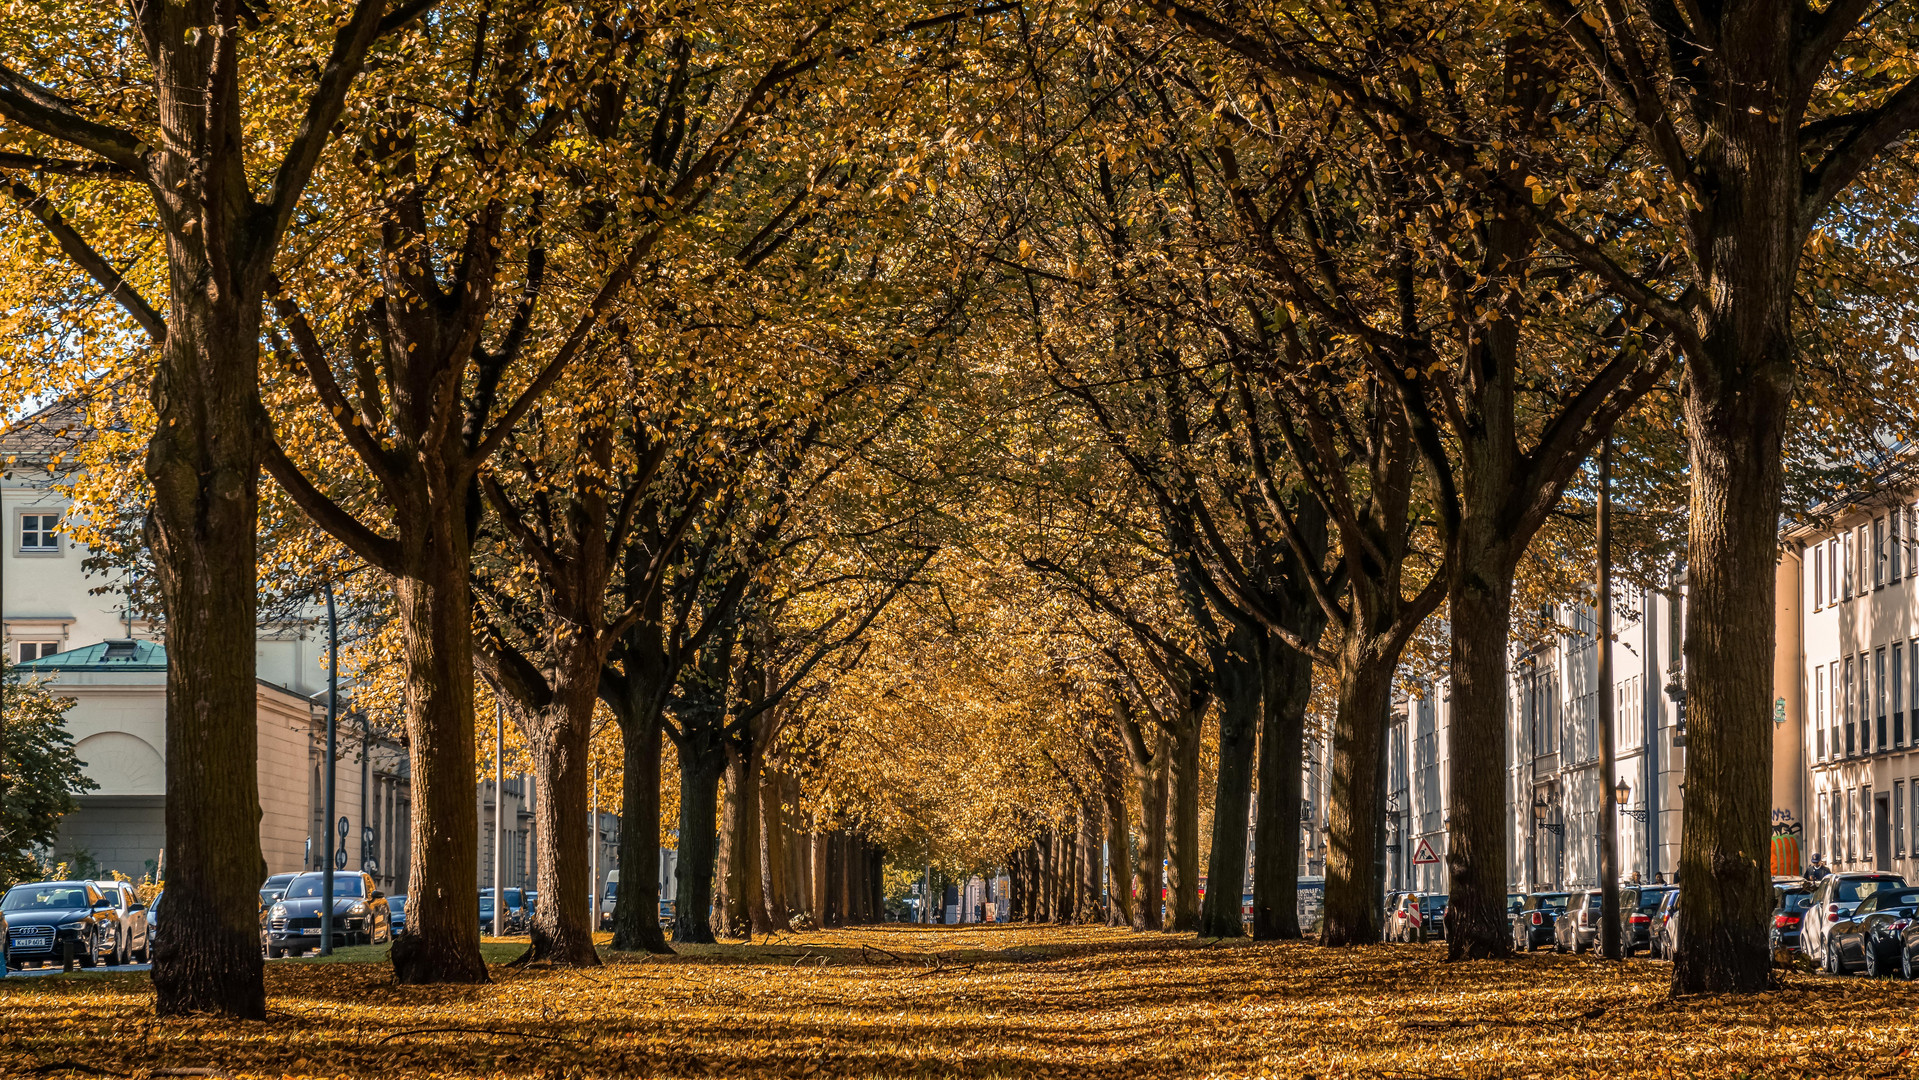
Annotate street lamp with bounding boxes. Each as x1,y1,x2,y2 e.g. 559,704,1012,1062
1615,778,1648,823
1533,796,1564,836
1665,664,1688,748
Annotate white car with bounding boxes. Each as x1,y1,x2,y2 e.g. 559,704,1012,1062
87,880,150,966
1800,872,1907,970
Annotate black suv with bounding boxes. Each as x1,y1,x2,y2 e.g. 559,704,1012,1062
1511,892,1571,952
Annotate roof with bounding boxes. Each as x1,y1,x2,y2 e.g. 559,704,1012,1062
16,639,167,672
0,398,93,470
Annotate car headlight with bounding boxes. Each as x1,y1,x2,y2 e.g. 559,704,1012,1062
58,918,87,928
348,901,367,916
271,903,287,918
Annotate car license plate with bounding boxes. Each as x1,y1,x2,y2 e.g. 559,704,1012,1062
16,937,49,949
301,928,322,935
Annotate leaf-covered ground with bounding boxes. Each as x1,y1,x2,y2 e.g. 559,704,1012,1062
3,926,1914,1079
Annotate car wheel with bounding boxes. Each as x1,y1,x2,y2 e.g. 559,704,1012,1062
1867,944,1889,979
1825,943,1843,975
117,932,131,967
78,934,98,968
1902,947,1915,981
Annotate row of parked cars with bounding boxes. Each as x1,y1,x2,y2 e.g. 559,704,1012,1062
258,871,396,957
1389,870,1919,980
2,878,152,970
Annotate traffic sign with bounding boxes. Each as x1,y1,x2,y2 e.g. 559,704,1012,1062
1412,838,1440,865
334,848,348,870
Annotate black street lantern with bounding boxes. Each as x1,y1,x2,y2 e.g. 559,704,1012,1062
1665,665,1688,748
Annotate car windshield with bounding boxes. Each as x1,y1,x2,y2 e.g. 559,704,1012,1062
1534,895,1570,911
1420,895,1447,911
283,875,364,899
390,896,406,913
1836,878,1906,902
480,898,495,913
604,882,617,898
3,885,91,911
1873,889,1919,908
1634,889,1673,912
1774,891,1809,911
505,889,522,905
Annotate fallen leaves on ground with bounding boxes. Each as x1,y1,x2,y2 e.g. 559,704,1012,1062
2,926,1914,1078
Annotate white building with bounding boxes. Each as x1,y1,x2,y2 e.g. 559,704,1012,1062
1788,491,1919,877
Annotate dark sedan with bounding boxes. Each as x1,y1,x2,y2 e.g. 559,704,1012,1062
1828,887,1919,976
1511,892,1571,952
260,872,300,906
1770,887,1811,961
1622,886,1675,957
1,881,119,969
389,895,407,937
266,872,391,956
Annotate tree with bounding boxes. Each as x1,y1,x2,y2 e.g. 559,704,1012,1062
0,659,94,888
0,0,436,1016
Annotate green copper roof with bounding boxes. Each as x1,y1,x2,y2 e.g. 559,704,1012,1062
16,639,166,672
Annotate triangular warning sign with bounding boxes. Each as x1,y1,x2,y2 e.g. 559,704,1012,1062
1412,838,1440,865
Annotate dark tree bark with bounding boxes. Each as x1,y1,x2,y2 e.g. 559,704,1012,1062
759,765,793,931
1319,635,1400,946
606,691,672,953
1097,747,1135,928
520,680,600,966
1075,805,1102,923
673,745,724,944
1200,640,1261,937
810,830,831,924
1166,711,1203,933
1252,633,1313,940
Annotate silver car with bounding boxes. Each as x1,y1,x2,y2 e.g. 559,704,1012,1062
1800,872,1908,970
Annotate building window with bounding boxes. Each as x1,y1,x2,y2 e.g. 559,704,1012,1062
17,512,60,553
16,641,60,662
1815,544,1825,608
1850,789,1861,864
1846,656,1857,756
1830,537,1841,598
1865,787,1875,864
1832,661,1843,760
1816,666,1828,760
1878,647,1890,750
1896,644,1906,748
1895,510,1905,580
1897,780,1907,858
1876,517,1889,587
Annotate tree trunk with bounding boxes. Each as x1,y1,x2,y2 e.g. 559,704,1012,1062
1253,636,1311,940
1135,746,1168,931
388,553,489,983
1202,647,1261,937
673,744,724,944
145,299,267,1018
716,735,762,939
759,765,790,933
1076,804,1101,923
1445,533,1519,959
609,703,671,953
1671,337,1791,994
521,690,601,966
810,830,830,924
1101,775,1134,928
1166,721,1202,933
1319,634,1397,946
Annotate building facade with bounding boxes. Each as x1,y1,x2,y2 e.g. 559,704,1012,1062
1790,492,1919,880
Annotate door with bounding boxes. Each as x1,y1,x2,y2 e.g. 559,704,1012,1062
1876,796,1893,871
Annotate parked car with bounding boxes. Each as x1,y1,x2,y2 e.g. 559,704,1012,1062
1622,886,1675,957
1554,890,1604,954
260,873,300,907
480,894,498,936
266,872,391,956
1,907,9,975
388,895,407,937
659,898,676,931
1387,893,1448,942
525,890,539,914
1649,889,1680,958
89,879,150,965
1801,872,1908,969
1769,886,1812,960
599,872,618,931
480,887,527,934
1510,892,1571,952
1823,886,1919,976
1,880,119,969
145,889,165,953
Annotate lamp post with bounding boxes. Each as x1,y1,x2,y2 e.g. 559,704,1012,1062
321,579,338,957
1597,435,1621,959
1616,779,1649,823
